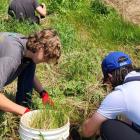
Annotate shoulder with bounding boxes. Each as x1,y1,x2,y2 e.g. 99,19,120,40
97,89,126,119
102,89,124,106
0,32,25,39
0,33,26,58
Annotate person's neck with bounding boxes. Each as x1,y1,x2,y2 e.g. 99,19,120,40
24,50,34,59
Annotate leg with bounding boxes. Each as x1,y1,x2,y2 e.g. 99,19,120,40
16,59,36,107
100,119,140,140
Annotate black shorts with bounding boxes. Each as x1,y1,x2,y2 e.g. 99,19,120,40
101,119,140,140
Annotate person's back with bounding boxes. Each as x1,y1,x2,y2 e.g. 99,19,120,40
8,0,40,23
0,32,27,87
97,70,140,126
121,71,140,125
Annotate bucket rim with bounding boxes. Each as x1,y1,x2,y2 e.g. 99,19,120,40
20,110,70,132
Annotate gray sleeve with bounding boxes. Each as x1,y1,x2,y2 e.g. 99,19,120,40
32,0,40,9
0,57,17,91
97,91,127,119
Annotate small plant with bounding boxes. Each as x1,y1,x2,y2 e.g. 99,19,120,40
63,80,85,96
91,0,109,15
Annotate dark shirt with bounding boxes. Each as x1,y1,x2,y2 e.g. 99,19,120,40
8,0,40,23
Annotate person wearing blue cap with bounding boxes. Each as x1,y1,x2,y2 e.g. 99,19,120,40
80,51,140,140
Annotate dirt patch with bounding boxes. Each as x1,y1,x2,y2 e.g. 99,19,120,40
104,0,140,25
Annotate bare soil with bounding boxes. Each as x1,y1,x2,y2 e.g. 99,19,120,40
104,0,140,25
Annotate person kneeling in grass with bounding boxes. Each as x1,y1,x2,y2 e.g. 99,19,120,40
8,0,47,24
81,51,140,140
0,28,61,115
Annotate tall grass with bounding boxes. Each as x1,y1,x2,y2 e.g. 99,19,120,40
29,109,67,130
0,0,140,139
96,11,140,45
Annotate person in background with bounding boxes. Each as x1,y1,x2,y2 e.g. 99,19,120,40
81,51,140,140
8,0,47,24
0,28,61,115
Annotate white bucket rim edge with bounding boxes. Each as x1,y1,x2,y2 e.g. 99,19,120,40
20,110,70,132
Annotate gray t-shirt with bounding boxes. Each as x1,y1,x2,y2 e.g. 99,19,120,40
0,32,27,91
8,0,39,23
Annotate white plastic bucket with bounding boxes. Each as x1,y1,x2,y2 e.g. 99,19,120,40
19,110,70,140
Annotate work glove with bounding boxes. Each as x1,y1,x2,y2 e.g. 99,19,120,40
69,124,81,140
23,107,30,114
40,90,54,106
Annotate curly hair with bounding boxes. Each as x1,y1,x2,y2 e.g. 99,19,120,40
26,28,61,63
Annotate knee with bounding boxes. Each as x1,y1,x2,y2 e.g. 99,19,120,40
101,119,114,131
100,119,119,135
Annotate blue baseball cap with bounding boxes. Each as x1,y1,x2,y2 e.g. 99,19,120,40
102,51,132,76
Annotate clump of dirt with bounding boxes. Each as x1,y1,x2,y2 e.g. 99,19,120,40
104,0,140,24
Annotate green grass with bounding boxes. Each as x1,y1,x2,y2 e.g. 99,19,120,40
1,0,140,139
29,108,68,130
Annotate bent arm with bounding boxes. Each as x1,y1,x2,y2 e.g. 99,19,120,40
36,3,46,17
0,57,27,115
82,90,127,137
0,93,26,115
82,112,107,137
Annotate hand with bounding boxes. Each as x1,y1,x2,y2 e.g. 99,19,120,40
69,125,81,140
40,3,46,8
40,90,54,106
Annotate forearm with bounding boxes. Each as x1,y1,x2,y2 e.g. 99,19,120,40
81,112,107,137
82,118,97,137
0,93,26,115
33,75,44,93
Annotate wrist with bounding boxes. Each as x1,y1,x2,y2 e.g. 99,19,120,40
23,107,30,114
39,90,49,97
